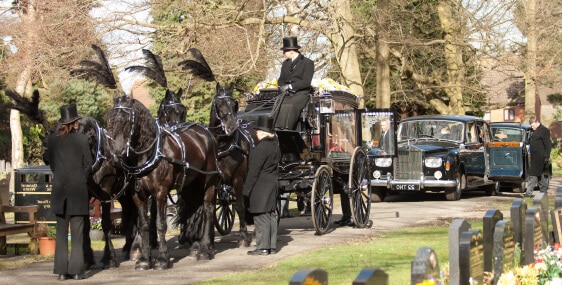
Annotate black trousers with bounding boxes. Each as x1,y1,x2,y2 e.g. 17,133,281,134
253,211,278,250
54,214,85,275
274,91,309,130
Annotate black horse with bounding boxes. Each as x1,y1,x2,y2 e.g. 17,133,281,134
179,48,258,247
106,95,219,270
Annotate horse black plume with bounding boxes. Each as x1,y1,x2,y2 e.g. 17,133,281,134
2,89,47,128
125,49,167,88
70,44,118,89
178,48,216,83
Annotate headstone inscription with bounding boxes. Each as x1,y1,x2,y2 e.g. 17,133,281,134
410,247,440,285
483,209,503,273
459,230,484,285
492,220,514,285
523,208,542,265
448,219,471,285
352,268,388,285
289,269,328,285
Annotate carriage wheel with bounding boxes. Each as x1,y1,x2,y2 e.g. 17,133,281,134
214,185,236,235
311,166,334,235
349,147,372,228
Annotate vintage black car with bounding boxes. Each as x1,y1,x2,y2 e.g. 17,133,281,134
489,122,552,193
367,115,498,201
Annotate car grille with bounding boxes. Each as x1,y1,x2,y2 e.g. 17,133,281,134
394,146,422,179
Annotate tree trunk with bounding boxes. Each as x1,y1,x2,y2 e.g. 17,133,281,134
524,0,537,121
437,1,465,115
376,0,391,109
329,0,364,107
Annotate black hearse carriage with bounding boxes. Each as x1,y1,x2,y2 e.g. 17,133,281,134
239,86,395,234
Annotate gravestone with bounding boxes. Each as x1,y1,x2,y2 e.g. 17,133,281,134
483,209,503,273
448,219,471,285
533,192,549,245
459,230,484,285
550,208,562,244
510,199,527,249
523,208,542,265
411,247,440,285
556,186,562,209
492,220,514,285
353,268,388,285
289,269,328,285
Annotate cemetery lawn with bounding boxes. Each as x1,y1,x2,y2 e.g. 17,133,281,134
201,219,484,285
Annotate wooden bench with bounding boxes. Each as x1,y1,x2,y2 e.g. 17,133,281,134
0,205,39,255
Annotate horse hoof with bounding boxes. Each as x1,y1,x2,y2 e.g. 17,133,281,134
134,258,151,270
154,261,171,270
197,253,214,261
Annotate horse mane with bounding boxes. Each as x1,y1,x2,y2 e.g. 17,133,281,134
130,97,158,148
125,49,167,88
70,44,118,90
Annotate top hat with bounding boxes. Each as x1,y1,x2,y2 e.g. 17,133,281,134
280,37,301,51
59,104,81,124
255,116,274,133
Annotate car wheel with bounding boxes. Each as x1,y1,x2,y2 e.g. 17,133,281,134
512,182,525,193
370,187,386,203
445,172,464,201
484,181,499,196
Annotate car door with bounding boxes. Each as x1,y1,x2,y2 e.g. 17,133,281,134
488,125,525,181
461,120,488,186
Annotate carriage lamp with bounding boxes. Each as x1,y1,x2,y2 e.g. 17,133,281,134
319,97,334,114
424,157,442,168
374,157,392,167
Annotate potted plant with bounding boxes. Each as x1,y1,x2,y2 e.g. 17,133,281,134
37,223,56,256
89,217,104,241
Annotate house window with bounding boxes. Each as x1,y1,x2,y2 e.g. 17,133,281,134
504,109,515,121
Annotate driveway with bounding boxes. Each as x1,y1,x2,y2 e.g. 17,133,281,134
1,176,560,284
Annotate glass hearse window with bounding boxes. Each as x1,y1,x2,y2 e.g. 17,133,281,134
491,127,524,142
328,110,356,158
360,111,396,156
397,120,464,142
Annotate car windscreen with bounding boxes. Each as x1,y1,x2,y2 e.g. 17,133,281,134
397,120,464,142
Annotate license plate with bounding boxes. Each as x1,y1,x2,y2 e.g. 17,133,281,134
392,184,419,191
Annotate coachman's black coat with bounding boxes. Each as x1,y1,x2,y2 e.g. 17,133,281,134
275,53,314,129
47,131,92,216
243,136,281,213
529,123,551,176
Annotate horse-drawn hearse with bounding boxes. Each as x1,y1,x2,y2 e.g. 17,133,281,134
217,82,397,235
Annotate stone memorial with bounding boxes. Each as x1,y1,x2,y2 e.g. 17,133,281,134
523,208,542,265
492,220,514,285
483,209,503,273
551,208,562,244
411,247,440,285
510,199,527,249
352,268,388,285
448,219,471,285
533,192,549,245
459,230,484,285
556,186,562,209
289,269,328,285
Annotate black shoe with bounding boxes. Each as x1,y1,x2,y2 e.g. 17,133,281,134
334,217,351,225
523,193,535,198
270,248,277,254
247,249,270,256
280,214,293,218
57,274,67,281
70,274,85,280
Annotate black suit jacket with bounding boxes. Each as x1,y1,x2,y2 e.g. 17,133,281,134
277,53,314,92
529,124,551,176
47,131,92,216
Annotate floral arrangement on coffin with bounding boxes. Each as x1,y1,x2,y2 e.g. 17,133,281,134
250,78,352,95
90,217,103,231
497,243,562,285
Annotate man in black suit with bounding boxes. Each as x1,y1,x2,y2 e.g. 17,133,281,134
274,36,315,130
47,104,92,280
524,115,551,197
379,118,394,155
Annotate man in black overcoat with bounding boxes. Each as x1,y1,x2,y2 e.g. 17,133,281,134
47,104,92,280
274,36,315,130
524,115,551,197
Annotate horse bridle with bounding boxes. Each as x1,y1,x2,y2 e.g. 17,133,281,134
161,99,186,125
213,94,239,133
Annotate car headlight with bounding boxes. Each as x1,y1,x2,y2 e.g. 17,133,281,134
424,157,442,168
375,158,392,167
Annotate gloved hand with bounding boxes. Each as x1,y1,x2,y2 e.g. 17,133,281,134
279,84,291,92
